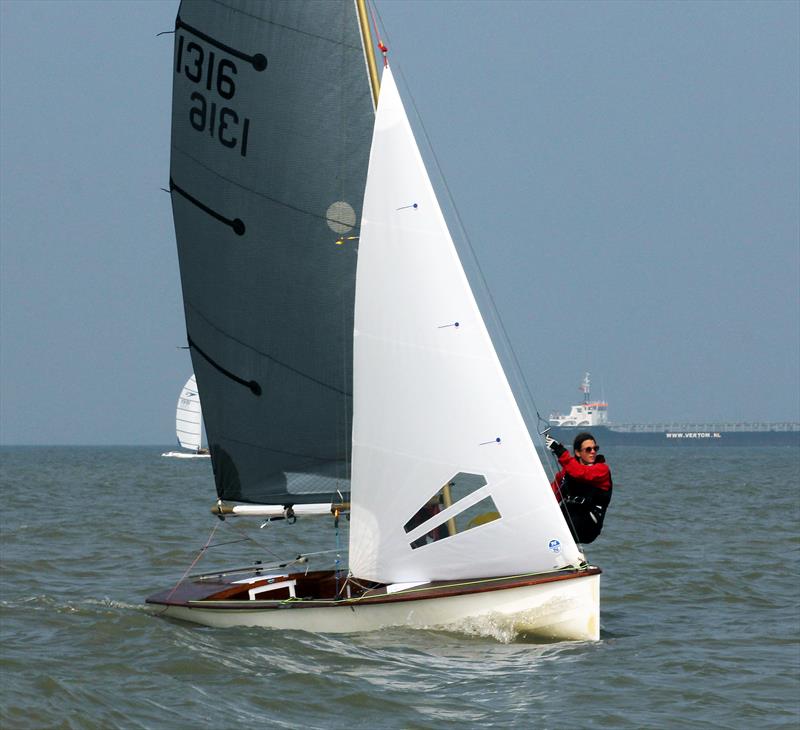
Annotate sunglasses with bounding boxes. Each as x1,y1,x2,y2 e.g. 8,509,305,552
582,445,599,452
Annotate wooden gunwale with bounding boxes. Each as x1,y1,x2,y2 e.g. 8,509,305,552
154,566,601,611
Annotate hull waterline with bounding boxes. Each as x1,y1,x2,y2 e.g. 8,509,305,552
161,451,211,459
147,568,600,641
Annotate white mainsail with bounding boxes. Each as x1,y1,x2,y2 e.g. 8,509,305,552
349,67,583,583
175,374,203,452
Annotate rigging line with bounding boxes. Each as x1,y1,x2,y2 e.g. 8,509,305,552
370,0,389,53
202,537,252,549
343,2,355,479
541,443,560,487
332,8,354,491
189,549,342,581
159,520,222,611
392,64,550,440
169,146,355,232
213,431,350,466
367,0,388,66
339,284,352,486
185,302,352,397
319,568,582,606
292,549,341,558
224,516,289,563
344,576,374,593
226,521,349,576
211,0,364,50
334,509,342,597
545,445,586,552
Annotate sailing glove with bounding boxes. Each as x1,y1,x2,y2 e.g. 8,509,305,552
545,436,566,456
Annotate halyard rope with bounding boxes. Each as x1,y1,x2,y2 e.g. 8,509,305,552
157,520,221,613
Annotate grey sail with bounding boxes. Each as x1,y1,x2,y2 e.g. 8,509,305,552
169,0,374,503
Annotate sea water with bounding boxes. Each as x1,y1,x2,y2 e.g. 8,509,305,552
1,445,798,729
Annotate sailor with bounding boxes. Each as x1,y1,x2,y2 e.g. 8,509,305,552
545,431,612,544
407,496,446,548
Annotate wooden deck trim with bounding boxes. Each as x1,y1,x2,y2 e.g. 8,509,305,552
152,567,601,611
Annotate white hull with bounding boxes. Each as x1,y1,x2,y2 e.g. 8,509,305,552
154,573,600,641
161,451,211,459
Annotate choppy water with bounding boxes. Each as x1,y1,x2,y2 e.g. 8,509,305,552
1,445,798,729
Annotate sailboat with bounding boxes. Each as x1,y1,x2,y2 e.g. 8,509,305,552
162,374,210,458
147,0,600,641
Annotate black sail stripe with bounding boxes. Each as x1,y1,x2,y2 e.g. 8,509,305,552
188,334,262,396
171,145,357,231
186,302,352,398
176,15,268,71
170,178,245,236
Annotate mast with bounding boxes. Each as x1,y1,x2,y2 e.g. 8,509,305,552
356,0,381,108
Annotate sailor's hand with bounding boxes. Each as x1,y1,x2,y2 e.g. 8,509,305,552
545,436,566,455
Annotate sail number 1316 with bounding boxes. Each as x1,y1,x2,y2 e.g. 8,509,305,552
176,35,251,157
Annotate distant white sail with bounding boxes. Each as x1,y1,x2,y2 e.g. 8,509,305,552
176,374,203,451
162,374,209,458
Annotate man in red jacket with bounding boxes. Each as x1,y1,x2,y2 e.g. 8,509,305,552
545,431,612,544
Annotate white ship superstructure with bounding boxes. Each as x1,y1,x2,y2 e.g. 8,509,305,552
549,373,608,428
548,373,799,445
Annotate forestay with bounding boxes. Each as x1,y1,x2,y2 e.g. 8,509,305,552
349,68,583,582
169,0,374,504
176,374,203,452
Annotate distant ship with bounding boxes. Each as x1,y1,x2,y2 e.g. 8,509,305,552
548,373,799,447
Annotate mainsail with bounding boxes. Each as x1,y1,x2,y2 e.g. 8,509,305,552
169,0,374,503
175,374,203,452
349,68,583,582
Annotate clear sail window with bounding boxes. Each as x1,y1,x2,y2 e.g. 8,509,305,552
403,473,501,549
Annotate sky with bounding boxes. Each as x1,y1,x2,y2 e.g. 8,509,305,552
1,0,798,445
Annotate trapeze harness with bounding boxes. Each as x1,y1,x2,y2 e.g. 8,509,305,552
553,455,613,544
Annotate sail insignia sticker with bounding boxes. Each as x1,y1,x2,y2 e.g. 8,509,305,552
548,539,562,554
326,201,356,234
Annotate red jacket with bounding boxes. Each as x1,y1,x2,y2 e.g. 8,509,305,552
551,450,612,502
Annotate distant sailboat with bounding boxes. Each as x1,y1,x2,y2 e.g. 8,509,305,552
161,374,210,458
147,0,599,641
